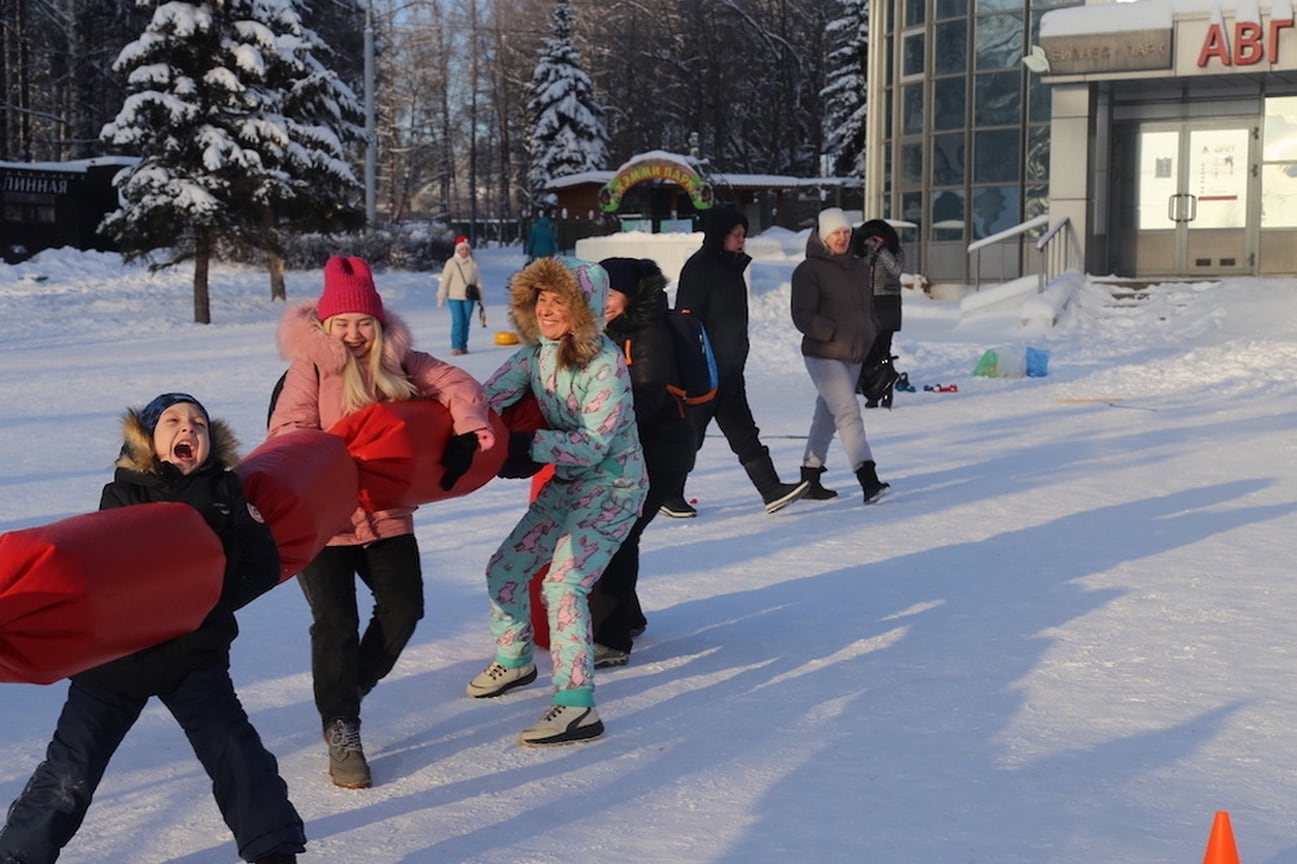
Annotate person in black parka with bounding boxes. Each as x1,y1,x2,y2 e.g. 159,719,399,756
857,218,906,408
0,393,305,864
588,258,696,665
666,206,807,516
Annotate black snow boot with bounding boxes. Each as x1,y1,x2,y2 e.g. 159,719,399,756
743,453,810,514
855,460,890,505
800,465,838,500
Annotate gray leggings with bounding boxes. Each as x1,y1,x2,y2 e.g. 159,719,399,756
802,355,873,471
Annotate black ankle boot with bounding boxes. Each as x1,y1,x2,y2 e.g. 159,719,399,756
743,453,810,514
855,460,890,504
800,465,838,500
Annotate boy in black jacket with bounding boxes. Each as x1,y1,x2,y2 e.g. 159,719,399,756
0,393,305,864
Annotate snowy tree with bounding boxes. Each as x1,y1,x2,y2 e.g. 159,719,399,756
526,0,608,207
100,0,364,322
821,0,868,177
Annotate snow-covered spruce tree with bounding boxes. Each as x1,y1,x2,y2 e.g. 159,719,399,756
101,0,364,322
526,0,608,208
821,0,868,178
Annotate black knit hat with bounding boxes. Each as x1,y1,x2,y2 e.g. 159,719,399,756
599,257,660,300
139,392,210,435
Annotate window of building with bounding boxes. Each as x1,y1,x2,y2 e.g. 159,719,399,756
974,128,1020,183
1262,96,1297,227
974,70,1022,126
975,12,1024,70
972,184,1020,238
934,77,966,131
903,84,925,135
902,141,924,185
933,133,966,185
903,31,926,78
931,188,966,240
935,20,968,75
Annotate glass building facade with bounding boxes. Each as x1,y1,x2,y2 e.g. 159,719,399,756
868,0,1083,282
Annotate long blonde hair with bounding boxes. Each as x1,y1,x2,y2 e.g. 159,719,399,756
323,316,419,413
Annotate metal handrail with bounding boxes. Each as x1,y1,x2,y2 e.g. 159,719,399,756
968,214,1049,291
966,213,1081,292
1034,216,1082,293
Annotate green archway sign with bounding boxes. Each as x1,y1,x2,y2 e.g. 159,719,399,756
598,157,714,213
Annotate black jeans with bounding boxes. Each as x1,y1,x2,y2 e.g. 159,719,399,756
0,666,304,863
297,534,424,728
589,467,686,652
690,375,766,466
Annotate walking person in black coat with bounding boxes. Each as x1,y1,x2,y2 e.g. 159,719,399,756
857,219,906,408
0,393,305,864
587,257,696,666
663,206,808,517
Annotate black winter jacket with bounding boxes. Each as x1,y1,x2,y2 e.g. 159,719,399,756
790,231,878,363
674,208,752,384
606,278,697,475
72,410,280,699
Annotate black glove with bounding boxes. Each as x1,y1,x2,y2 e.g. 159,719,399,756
497,430,544,479
440,431,480,490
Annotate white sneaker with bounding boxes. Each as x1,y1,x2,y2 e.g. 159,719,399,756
519,704,604,747
466,661,537,698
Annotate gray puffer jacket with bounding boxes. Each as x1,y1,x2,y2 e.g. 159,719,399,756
790,231,878,363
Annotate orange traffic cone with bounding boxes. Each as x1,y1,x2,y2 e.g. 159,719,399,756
1202,811,1240,864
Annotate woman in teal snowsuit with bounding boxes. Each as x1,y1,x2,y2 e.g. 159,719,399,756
466,257,646,747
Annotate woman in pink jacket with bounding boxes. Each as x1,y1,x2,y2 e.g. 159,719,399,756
268,256,494,789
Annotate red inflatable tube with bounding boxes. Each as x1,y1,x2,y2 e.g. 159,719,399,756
328,399,509,513
0,503,225,684
234,429,359,581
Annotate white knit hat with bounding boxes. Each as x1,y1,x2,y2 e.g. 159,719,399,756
817,207,851,238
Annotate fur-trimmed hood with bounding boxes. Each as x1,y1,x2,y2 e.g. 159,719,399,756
276,300,416,376
508,257,608,370
115,407,240,475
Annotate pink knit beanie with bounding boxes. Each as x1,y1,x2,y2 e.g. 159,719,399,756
318,256,384,323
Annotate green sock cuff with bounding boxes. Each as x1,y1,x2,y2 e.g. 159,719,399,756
552,687,595,708
495,655,533,670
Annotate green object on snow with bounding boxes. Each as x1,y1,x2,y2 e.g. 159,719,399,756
973,349,998,377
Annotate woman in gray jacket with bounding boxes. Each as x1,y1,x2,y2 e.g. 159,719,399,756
790,208,890,504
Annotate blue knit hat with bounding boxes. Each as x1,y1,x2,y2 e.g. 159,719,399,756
139,392,209,435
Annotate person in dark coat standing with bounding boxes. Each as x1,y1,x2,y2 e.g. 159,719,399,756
0,393,306,864
587,257,696,667
664,205,808,517
791,208,890,504
857,218,906,408
525,213,558,263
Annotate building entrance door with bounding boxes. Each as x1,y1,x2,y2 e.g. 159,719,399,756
1112,121,1256,277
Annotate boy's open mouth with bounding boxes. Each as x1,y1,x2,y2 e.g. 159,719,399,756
174,442,194,459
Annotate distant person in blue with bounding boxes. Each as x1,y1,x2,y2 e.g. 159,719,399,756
525,212,558,263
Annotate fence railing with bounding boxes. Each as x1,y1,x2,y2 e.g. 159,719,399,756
1034,216,1082,292
965,213,1084,292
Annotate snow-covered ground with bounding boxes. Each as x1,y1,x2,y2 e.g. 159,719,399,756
1,234,1295,863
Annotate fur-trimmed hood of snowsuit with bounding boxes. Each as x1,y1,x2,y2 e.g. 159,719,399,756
508,256,607,370
115,406,240,475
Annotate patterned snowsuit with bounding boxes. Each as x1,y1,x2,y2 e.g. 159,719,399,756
483,258,647,708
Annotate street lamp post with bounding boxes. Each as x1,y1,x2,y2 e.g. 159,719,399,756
364,0,377,227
